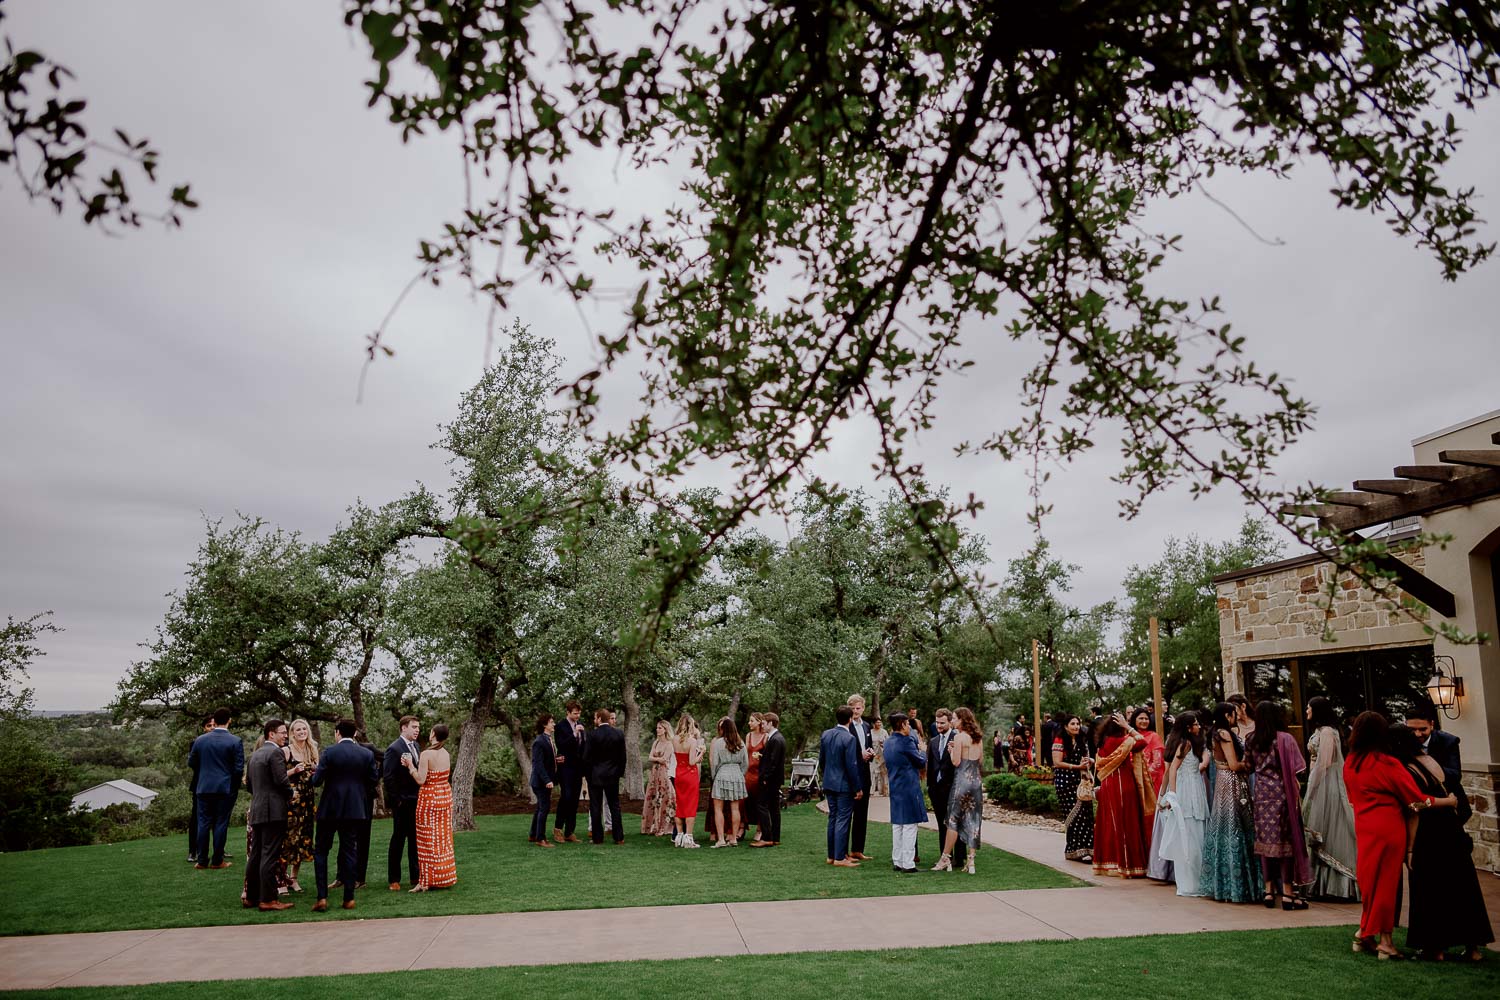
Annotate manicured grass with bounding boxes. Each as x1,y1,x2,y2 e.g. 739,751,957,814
0,807,1076,936
4,926,1495,999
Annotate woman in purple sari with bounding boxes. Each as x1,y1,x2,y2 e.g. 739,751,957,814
1245,701,1312,910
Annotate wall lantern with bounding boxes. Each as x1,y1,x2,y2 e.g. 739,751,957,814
1426,655,1465,719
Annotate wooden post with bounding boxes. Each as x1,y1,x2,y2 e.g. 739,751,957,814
1031,638,1041,764
1149,616,1164,738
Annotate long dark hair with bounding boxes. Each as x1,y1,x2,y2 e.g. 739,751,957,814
1250,700,1284,755
1305,696,1338,732
1095,713,1127,747
1056,715,1082,759
1384,722,1421,766
718,717,743,753
1164,711,1204,762
1347,710,1389,767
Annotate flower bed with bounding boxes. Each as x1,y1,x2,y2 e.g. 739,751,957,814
983,772,1061,815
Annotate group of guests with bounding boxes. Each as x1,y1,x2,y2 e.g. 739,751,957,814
527,701,790,850
819,698,984,874
1044,695,1492,960
186,708,457,914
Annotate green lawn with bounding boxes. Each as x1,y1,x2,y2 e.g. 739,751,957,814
4,927,1495,1000
0,806,1076,936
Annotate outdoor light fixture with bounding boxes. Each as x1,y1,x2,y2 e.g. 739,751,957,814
1426,655,1465,719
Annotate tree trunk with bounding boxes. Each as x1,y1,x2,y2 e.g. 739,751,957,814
452,667,497,832
727,687,742,722
621,674,644,800
349,636,375,734
493,707,535,804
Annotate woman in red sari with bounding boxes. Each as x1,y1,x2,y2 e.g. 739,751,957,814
1343,711,1454,959
1131,708,1166,794
1092,712,1156,878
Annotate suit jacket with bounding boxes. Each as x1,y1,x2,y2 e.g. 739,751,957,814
354,739,380,810
883,732,928,825
530,733,558,790
582,724,626,783
188,728,245,796
758,730,787,788
927,730,958,791
312,739,379,821
819,725,863,794
383,736,422,805
246,742,292,824
1426,730,1471,822
555,717,586,777
850,718,874,784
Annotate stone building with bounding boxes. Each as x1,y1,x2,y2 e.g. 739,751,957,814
1215,409,1500,871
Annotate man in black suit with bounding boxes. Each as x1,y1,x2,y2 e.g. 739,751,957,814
383,714,423,889
846,694,876,861
245,718,299,911
927,708,967,869
186,714,214,863
350,729,380,886
188,706,244,869
311,718,380,911
553,700,586,843
749,711,787,847
1405,703,1471,822
582,707,626,844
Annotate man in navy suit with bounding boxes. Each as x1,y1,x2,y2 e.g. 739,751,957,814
582,708,626,845
188,706,244,869
383,715,423,889
553,700,586,843
927,708,967,869
846,694,876,861
819,705,864,867
185,714,214,863
1405,702,1470,822
311,718,379,911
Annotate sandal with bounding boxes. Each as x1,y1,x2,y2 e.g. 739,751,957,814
1376,947,1405,961
408,884,429,894
1262,892,1276,909
1281,895,1308,911
1352,936,1376,955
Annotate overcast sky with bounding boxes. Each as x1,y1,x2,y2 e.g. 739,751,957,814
4,2,1498,711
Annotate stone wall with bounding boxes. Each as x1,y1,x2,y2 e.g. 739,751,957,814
1215,542,1429,687
1464,771,1499,873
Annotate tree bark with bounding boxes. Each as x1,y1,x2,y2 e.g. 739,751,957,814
349,634,375,734
621,674,644,800
493,706,535,804
451,667,497,832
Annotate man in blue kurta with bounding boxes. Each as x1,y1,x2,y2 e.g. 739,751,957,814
882,712,928,873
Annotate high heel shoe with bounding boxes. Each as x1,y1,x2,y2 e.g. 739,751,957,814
964,856,976,875
931,854,953,872
1281,896,1309,911
1262,893,1276,909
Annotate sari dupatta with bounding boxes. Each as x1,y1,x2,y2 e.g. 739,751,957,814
1275,732,1313,886
1093,735,1158,817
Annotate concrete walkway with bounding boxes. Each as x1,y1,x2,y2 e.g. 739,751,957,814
1,805,1381,991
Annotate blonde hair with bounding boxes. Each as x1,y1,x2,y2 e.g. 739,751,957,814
288,719,320,765
675,713,697,738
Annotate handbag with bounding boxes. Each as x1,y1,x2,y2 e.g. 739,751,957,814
1075,767,1095,802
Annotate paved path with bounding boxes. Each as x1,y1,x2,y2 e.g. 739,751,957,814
1,805,1385,992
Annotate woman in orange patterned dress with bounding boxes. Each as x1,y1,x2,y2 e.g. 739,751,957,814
403,722,456,892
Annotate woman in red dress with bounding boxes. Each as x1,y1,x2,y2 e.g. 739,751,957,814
1131,708,1167,794
743,713,765,843
1343,711,1453,958
672,713,705,848
404,723,456,891
1092,712,1156,878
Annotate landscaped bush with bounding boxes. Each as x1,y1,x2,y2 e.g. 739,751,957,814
1025,782,1059,813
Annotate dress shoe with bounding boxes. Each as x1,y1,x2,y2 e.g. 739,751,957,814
209,861,232,870
833,858,860,867
342,900,356,910
564,835,580,843
849,852,873,861
535,839,554,848
311,899,329,912
552,828,564,842
194,864,208,870
389,882,402,891
748,840,774,848
258,901,294,911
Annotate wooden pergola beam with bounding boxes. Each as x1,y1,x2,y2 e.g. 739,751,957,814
1439,449,1500,469
1394,465,1463,481
1295,465,1500,531
1352,479,1425,495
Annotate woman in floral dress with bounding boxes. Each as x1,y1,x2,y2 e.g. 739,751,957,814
641,720,677,836
280,719,318,893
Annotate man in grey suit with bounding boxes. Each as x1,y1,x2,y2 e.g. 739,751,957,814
244,718,302,911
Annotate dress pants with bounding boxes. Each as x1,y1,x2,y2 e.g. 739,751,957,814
244,819,286,906
891,823,918,869
588,778,623,844
314,817,360,903
556,770,583,836
354,808,373,884
187,791,200,859
757,783,782,842
850,778,870,854
929,783,968,865
529,786,552,841
825,791,854,860
387,797,419,885
195,791,233,865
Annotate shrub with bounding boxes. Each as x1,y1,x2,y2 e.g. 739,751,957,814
0,717,97,851
1025,782,1058,813
475,731,522,796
